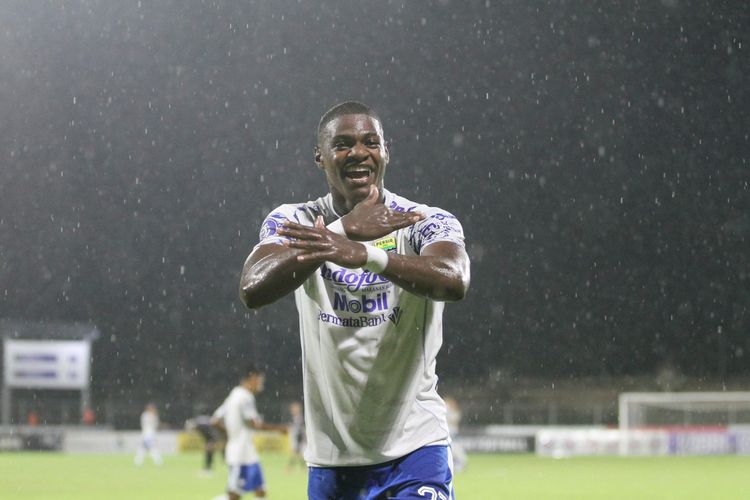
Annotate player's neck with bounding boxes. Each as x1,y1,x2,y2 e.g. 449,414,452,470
330,187,386,217
330,195,352,217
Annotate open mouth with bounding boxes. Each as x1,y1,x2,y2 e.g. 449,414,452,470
344,167,373,184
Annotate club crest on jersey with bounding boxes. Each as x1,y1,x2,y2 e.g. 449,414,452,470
259,212,287,240
374,236,397,253
259,219,278,239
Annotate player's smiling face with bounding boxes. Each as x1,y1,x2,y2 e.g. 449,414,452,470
316,113,389,214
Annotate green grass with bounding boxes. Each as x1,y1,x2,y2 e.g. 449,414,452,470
460,454,750,500
0,452,749,499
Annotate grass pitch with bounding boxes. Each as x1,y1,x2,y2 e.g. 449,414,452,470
1,452,748,499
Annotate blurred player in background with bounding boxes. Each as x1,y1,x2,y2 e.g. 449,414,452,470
134,402,163,466
239,101,471,499
211,365,287,500
185,412,225,475
286,400,306,471
445,396,467,472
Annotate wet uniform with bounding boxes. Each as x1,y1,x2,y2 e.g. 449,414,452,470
256,189,465,499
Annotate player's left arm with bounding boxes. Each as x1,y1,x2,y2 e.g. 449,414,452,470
247,418,288,434
282,216,470,302
380,241,470,302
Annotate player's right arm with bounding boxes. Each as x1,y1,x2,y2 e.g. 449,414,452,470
239,243,320,309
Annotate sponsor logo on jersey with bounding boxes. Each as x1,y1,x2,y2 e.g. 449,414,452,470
319,263,390,292
318,312,389,328
387,307,403,326
374,236,397,252
318,304,404,328
332,291,389,313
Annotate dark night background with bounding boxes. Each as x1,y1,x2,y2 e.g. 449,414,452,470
0,1,748,426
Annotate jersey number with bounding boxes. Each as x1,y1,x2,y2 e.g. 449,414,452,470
417,486,448,500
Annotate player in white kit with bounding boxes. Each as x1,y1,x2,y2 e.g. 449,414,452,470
134,402,163,466
240,101,470,499
212,366,287,499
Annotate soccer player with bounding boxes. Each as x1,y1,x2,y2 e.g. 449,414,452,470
239,101,471,499
134,402,163,466
286,400,306,471
185,412,224,475
211,366,287,500
445,397,468,473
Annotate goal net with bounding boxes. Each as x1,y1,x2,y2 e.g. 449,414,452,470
619,392,750,430
617,392,750,455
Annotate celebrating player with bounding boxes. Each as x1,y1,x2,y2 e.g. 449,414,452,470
239,101,470,499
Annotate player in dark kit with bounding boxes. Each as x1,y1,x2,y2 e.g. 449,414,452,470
186,413,224,474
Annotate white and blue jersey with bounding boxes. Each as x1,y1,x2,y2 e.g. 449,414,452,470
255,189,465,467
218,386,261,466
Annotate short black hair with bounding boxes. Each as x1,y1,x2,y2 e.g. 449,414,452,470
240,364,264,380
317,101,382,143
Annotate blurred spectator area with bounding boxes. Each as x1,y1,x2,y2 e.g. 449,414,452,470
5,374,750,430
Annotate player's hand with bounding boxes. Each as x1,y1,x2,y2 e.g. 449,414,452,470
341,185,424,241
277,216,368,268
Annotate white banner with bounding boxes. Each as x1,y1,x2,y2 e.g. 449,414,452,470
3,340,91,389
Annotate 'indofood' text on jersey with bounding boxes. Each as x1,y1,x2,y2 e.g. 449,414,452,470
255,189,465,466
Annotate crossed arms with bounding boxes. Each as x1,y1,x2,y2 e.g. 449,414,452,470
239,187,471,309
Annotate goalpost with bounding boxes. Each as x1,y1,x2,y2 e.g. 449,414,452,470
618,392,750,455
537,393,750,457
619,391,750,430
